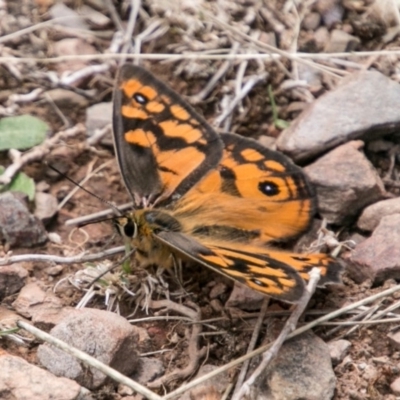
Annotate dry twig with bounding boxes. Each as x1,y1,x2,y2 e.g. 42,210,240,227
231,298,269,399
146,299,207,388
0,246,125,267
232,268,321,400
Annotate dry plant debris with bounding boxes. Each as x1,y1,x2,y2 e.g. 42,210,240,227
1,0,400,399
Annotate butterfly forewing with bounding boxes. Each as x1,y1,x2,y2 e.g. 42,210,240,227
113,65,223,205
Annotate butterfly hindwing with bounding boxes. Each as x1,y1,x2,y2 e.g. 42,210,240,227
113,64,224,205
156,231,306,302
156,228,341,302
172,132,316,244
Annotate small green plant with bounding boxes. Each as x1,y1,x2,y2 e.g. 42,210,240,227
0,166,35,200
0,115,49,151
268,85,290,130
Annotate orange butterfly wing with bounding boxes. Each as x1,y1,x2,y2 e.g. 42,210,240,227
113,65,223,206
172,132,315,244
155,231,340,302
155,231,304,302
112,64,343,302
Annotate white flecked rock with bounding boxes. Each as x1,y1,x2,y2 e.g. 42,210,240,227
37,308,141,390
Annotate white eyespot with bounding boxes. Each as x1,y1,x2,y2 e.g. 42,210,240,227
134,93,147,104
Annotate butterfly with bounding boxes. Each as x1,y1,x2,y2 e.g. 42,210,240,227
111,64,342,303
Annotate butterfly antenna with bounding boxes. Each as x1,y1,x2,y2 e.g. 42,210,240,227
47,163,122,217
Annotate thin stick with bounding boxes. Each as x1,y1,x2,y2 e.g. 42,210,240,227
232,268,320,400
103,0,124,32
16,321,162,400
133,20,168,61
3,49,400,65
190,42,239,104
214,73,267,126
340,302,381,338
163,283,400,400
325,303,380,337
0,17,90,45
120,0,141,59
231,298,269,399
0,246,125,266
145,300,207,388
65,202,134,226
207,14,345,78
321,317,400,326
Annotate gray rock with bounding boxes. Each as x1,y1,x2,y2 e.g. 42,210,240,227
50,38,97,76
357,198,400,231
49,3,89,30
390,376,400,395
12,282,74,330
0,264,28,300
388,330,400,350
12,282,62,318
37,308,140,389
349,214,400,283
0,192,47,248
131,357,164,385
85,102,113,145
250,333,335,400
314,27,330,51
302,12,321,31
315,0,344,27
179,364,230,400
324,29,360,53
328,339,351,365
0,353,91,400
225,282,265,311
209,282,228,299
46,89,89,110
277,71,400,162
78,5,111,28
304,141,385,224
34,191,58,225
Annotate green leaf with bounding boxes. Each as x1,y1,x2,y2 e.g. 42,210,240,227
0,115,49,151
0,166,36,201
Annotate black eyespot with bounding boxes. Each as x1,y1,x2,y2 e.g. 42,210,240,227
123,220,137,238
219,166,235,179
258,181,279,196
133,93,148,104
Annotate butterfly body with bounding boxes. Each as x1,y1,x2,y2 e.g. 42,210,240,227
112,64,343,303
120,209,181,269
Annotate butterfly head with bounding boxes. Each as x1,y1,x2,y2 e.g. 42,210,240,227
116,209,181,269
